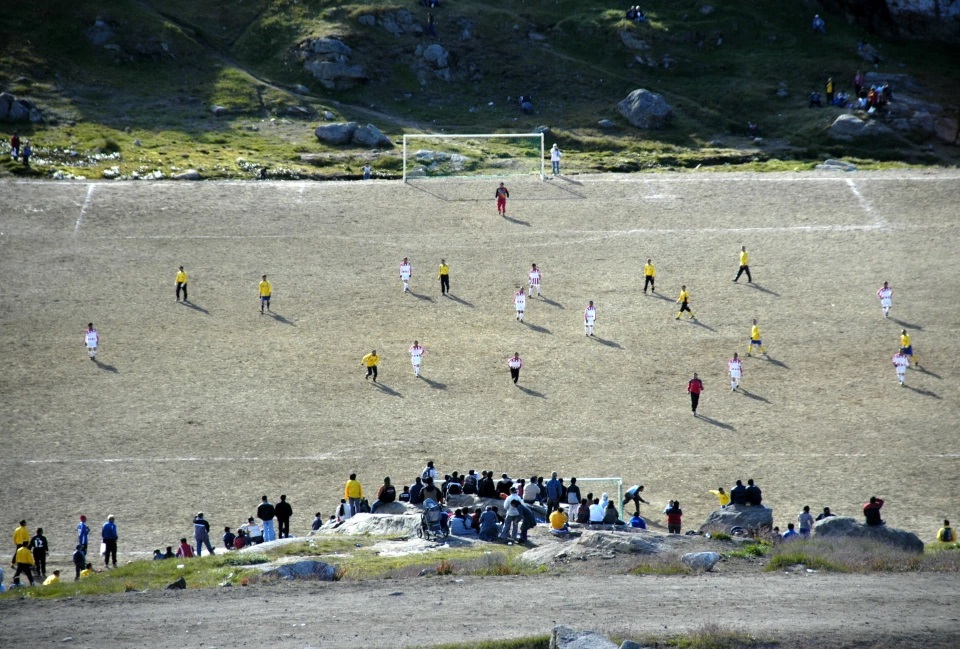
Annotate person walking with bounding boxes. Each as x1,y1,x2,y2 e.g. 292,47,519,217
733,246,752,283
193,512,214,556
30,528,48,578
643,258,656,294
584,300,597,337
101,515,118,568
877,281,893,318
175,266,189,303
12,520,29,566
344,474,364,517
257,496,277,542
892,350,910,386
900,330,919,368
409,340,425,377
76,515,89,554
528,263,542,297
514,288,526,322
84,323,99,360
12,543,35,585
400,257,412,293
747,319,766,356
258,274,272,313
438,259,450,296
675,285,695,320
275,495,293,539
495,182,510,216
687,372,704,416
728,352,743,391
507,352,523,385
550,144,562,175
361,349,380,382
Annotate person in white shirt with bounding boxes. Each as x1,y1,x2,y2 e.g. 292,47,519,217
528,264,542,297
728,352,743,391
399,257,412,292
892,351,910,386
588,499,604,524
550,144,562,175
84,323,99,360
876,281,893,318
409,341,425,377
584,301,596,336
514,289,526,322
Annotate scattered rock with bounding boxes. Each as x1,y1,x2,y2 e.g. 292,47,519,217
700,504,774,534
813,516,924,553
528,31,547,41
681,551,720,572
857,43,883,64
700,5,715,15
211,105,228,117
458,18,474,41
261,560,338,581
619,642,650,649
323,111,336,120
86,17,115,47
619,31,650,51
815,159,857,172
173,169,201,180
423,43,449,68
304,61,369,90
551,626,619,649
534,125,551,134
291,84,310,95
934,116,959,144
314,121,359,145
827,114,894,141
776,81,789,98
305,38,352,58
166,577,186,590
102,166,121,179
358,14,376,27
133,139,142,147
617,89,674,129
352,123,392,148
318,512,420,537
598,119,616,129
61,637,74,643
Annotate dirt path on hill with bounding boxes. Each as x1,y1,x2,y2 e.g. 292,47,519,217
7,572,960,648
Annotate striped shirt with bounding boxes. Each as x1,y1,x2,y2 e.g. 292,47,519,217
84,329,98,347
409,344,424,360
584,305,596,321
877,286,893,301
514,291,526,309
400,262,412,278
508,357,523,369
728,358,743,375
529,269,541,286
893,353,909,370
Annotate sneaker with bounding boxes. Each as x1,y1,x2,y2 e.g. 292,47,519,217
675,316,681,320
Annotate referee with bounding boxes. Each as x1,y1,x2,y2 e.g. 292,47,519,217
438,258,450,296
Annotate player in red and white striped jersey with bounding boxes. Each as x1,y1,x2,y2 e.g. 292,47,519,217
514,289,526,322
400,258,412,293
892,351,909,386
876,281,893,318
728,353,743,391
507,352,523,384
528,264,542,297
584,301,596,336
84,323,99,360
409,341,425,377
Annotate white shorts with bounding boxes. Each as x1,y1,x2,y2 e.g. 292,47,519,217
881,298,892,308
730,371,741,379
585,318,595,325
411,357,421,366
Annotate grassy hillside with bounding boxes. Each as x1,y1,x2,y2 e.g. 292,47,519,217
1,0,958,178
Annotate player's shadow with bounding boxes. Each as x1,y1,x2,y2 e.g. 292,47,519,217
746,283,780,297
649,292,672,302
543,178,587,199
891,318,922,331
268,312,296,326
689,319,717,332
522,321,552,335
757,355,789,369
420,376,447,391
517,385,546,399
739,389,770,403
913,365,941,379
409,291,434,302
539,296,564,309
446,294,473,307
903,384,941,399
502,214,531,227
591,336,622,349
698,415,736,430
93,359,119,373
179,301,210,315
373,382,403,398
554,174,584,186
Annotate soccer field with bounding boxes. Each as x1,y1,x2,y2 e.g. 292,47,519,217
1,171,958,556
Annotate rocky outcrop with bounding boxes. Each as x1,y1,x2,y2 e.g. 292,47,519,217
352,124,393,148
0,92,43,123
520,529,686,566
828,114,895,141
700,505,773,534
261,560,339,581
617,89,674,129
315,122,358,144
296,37,368,90
317,513,420,537
681,551,720,572
813,516,925,553
551,626,619,649
619,31,650,50
820,0,960,41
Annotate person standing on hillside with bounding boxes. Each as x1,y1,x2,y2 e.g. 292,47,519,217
275,495,293,538
748,319,766,356
798,506,815,538
528,263,542,297
193,512,214,556
675,285,695,320
344,474,364,518
9,132,20,161
877,281,893,318
400,257,412,293
643,258,656,294
438,259,450,296
257,496,277,542
101,515,118,568
664,501,683,534
175,266,189,303
825,77,835,105
507,352,523,385
361,350,380,382
495,182,510,216
409,340,425,377
258,274,272,313
30,528,48,579
84,323,99,360
687,372,704,416
550,144,562,175
76,515,90,554
728,352,743,391
514,288,526,322
583,300,597,336
733,246,752,283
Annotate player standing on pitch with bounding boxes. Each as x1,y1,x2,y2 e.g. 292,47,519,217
514,287,526,322
733,246,752,283
495,182,509,216
409,341,425,377
584,301,596,336
728,353,743,391
175,266,188,303
877,281,893,318
258,275,272,313
84,323,99,360
528,263,542,297
400,257,412,293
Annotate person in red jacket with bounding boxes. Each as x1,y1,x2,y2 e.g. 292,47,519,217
664,500,683,534
863,497,884,526
687,373,704,417
495,182,510,216
10,132,20,161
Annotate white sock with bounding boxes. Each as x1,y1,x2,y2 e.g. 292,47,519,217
403,281,409,291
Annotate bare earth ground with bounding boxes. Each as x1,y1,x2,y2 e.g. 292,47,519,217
1,172,959,645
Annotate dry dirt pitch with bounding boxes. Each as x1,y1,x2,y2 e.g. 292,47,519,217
1,171,958,557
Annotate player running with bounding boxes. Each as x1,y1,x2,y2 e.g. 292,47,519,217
584,301,596,336
514,288,526,322
495,182,510,216
900,329,920,368
892,350,910,386
507,352,523,384
400,258,412,293
747,319,766,356
728,353,743,391
258,275,272,313
409,341,425,377
675,285,695,320
877,281,893,318
643,259,656,294
84,323,99,360
528,263,542,297
175,266,188,303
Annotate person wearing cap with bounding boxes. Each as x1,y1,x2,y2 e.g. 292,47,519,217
77,515,90,554
193,512,214,556
101,515,118,568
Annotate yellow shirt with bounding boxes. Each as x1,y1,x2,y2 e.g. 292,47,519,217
43,574,60,586
13,525,30,546
643,263,655,277
709,489,731,507
937,526,954,543
361,353,379,367
14,546,34,565
678,290,689,303
259,280,272,297
175,270,188,284
901,333,911,347
344,479,364,500
438,263,449,277
739,250,749,266
751,325,761,341
80,568,94,578
549,510,568,530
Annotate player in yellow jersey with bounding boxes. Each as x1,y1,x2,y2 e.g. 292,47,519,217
675,285,695,319
733,246,752,283
361,350,380,382
438,259,450,296
175,266,188,303
747,318,766,355
900,329,919,367
643,258,656,294
258,275,272,314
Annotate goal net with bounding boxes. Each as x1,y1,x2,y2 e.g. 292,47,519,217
402,133,544,181
568,476,624,519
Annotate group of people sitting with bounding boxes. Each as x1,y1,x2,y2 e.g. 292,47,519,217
709,479,764,508
625,6,647,22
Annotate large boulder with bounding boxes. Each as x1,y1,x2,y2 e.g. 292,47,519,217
5,99,31,123
617,89,674,129
305,38,351,58
934,117,959,144
261,560,338,581
520,529,680,566
812,516,924,553
681,551,720,572
619,31,650,51
303,61,368,90
423,43,449,68
551,626,618,649
827,114,894,141
315,121,358,145
369,501,414,515
699,504,773,534
352,123,393,148
317,513,419,537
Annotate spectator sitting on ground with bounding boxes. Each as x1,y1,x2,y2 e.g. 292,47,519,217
782,523,800,541
809,91,823,108
710,487,731,508
626,5,636,20
233,529,247,549
812,14,825,33
42,570,61,586
937,520,955,543
370,476,397,514
223,527,236,549
636,8,646,22
311,513,324,531
603,501,624,525
729,480,747,505
747,122,760,137
576,498,591,524
863,497,885,526
495,473,514,497
519,95,533,115
550,507,569,536
478,506,501,541
816,507,835,521
176,538,194,558
409,477,424,505
463,470,479,495
336,499,352,522
589,498,604,524
242,517,264,543
398,486,411,503
771,526,782,542
152,549,164,560
745,479,763,506
536,476,547,504
163,546,175,559
523,477,539,504
421,477,443,504
471,507,482,530
478,471,497,498
450,509,477,536
833,91,849,107
444,473,463,497
629,512,647,529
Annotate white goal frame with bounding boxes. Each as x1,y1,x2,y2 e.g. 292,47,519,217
402,132,545,182
571,477,624,518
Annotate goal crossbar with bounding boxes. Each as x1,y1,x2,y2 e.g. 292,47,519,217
402,132,545,181
571,477,624,519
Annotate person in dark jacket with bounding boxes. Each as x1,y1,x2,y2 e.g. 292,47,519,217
72,545,86,581
478,507,501,541
409,477,425,505
496,473,514,497
193,512,214,556
275,495,293,538
257,496,276,542
516,502,537,543
729,480,748,505
546,472,563,517
420,477,442,504
30,528,49,578
477,471,497,499
222,527,236,549
370,477,397,514
745,479,762,506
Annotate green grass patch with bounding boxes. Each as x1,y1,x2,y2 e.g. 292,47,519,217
627,623,770,648
629,555,691,576
419,638,550,649
764,538,960,573
727,543,769,559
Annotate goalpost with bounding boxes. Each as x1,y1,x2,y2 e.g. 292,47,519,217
402,133,545,181
572,476,624,519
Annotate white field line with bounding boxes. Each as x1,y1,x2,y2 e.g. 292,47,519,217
74,184,96,233
846,178,885,227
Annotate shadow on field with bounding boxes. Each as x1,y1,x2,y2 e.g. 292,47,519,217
891,318,922,331
746,283,780,297
539,296,564,309
739,389,770,403
522,321,552,335
543,177,587,199
409,291,434,302
591,336,622,349
420,376,447,390
689,319,716,332
757,355,789,369
502,214,531,227
445,294,473,307
373,382,403,398
913,365,941,379
93,359,119,373
698,415,735,430
179,300,210,315
268,312,296,326
903,384,940,399
648,291,672,302
553,174,584,186
517,385,546,399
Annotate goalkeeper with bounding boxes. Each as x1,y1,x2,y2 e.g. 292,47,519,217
622,484,649,516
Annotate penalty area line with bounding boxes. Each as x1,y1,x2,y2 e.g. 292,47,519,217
74,184,97,233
